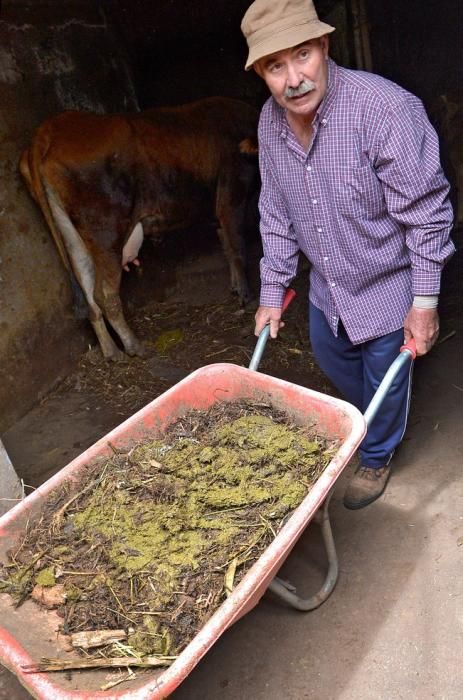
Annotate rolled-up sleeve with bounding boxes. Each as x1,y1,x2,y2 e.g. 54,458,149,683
374,97,455,295
259,143,300,307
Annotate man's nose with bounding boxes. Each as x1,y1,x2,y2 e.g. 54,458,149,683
286,62,302,88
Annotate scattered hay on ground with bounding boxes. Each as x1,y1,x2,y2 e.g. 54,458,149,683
58,296,322,420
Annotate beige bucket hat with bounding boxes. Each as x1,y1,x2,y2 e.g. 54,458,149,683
241,0,335,70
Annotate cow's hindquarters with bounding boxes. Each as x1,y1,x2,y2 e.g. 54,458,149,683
46,186,142,360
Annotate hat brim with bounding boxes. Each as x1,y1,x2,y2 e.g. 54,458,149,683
245,20,335,70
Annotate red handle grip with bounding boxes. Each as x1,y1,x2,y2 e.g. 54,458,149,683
400,338,417,360
281,288,297,315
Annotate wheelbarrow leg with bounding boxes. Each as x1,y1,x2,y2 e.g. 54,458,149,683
268,490,338,611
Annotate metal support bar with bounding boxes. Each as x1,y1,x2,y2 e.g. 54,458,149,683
267,491,338,611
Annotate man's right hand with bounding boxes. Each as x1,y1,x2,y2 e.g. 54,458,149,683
254,305,285,339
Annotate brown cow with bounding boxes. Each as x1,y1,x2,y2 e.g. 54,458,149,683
20,97,259,360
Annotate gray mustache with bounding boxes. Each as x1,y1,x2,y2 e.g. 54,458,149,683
284,79,316,99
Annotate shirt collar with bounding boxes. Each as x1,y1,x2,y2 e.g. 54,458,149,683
317,58,338,126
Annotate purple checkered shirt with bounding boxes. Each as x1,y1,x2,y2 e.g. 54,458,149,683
258,59,455,343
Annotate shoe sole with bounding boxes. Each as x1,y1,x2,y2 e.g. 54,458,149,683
343,470,392,510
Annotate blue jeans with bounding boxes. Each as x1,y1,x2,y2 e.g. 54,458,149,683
309,303,413,468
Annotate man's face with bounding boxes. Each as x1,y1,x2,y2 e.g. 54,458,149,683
255,38,329,120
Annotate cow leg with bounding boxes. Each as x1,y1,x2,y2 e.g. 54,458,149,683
92,251,146,358
215,178,251,305
46,188,125,360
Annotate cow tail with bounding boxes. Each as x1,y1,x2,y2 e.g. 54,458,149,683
20,130,72,274
69,275,88,320
20,132,88,320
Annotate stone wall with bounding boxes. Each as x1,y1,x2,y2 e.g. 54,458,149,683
0,0,138,432
109,0,352,110
365,0,463,225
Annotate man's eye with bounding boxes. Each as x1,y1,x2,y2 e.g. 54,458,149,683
299,49,310,59
270,63,282,72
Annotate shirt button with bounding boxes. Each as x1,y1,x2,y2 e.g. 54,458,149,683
324,256,328,261
317,227,323,233
307,165,312,171
331,282,336,287
312,198,318,204
321,118,327,125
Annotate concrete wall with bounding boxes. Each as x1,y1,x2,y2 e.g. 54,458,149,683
365,0,463,107
365,0,463,226
110,0,353,111
0,0,138,433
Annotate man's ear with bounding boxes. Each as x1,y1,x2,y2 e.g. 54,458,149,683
253,61,263,78
320,35,330,59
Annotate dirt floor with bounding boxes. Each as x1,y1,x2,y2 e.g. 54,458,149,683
1,228,462,699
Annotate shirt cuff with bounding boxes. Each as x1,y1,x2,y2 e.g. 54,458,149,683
411,267,442,296
413,295,438,309
260,283,287,308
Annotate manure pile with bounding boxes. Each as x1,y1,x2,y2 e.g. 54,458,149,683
0,400,337,663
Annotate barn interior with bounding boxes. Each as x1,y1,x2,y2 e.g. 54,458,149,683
0,1,462,698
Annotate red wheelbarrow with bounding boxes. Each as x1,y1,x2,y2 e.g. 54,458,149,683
0,291,416,699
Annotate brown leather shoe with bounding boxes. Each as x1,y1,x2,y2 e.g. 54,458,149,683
343,465,392,510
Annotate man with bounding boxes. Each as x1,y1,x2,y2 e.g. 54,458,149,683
241,0,455,509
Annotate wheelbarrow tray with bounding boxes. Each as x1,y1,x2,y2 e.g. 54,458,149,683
0,363,365,699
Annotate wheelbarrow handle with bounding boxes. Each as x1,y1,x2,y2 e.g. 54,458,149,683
249,288,296,371
280,288,297,314
400,338,417,360
363,338,417,427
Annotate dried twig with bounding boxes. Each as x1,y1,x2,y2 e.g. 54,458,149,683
22,655,175,673
437,330,456,345
51,477,102,531
71,629,127,649
100,669,136,691
224,558,237,597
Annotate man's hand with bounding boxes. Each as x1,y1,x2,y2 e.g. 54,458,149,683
403,306,439,356
255,305,285,339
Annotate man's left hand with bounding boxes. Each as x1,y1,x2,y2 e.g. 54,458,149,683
403,306,439,356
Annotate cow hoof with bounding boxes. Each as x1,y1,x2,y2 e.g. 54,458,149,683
106,348,127,362
126,341,146,358
231,281,252,306
235,288,253,307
